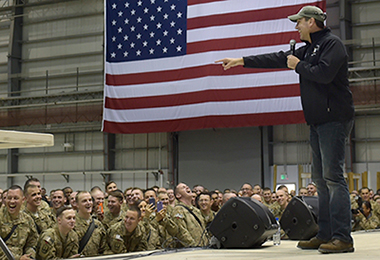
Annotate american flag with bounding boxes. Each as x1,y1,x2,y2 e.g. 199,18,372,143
103,0,326,134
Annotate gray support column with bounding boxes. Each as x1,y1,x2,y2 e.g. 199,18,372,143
104,133,116,171
339,0,354,172
339,0,352,42
171,132,179,187
261,126,273,189
7,1,24,185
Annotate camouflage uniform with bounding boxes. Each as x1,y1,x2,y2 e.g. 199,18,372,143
23,206,55,234
0,207,38,260
262,201,272,208
21,199,50,212
170,201,208,247
74,214,107,256
140,215,161,250
102,210,125,229
351,198,380,220
268,202,282,219
352,212,380,231
105,221,147,254
201,210,216,226
40,200,52,212
36,226,79,260
151,213,178,248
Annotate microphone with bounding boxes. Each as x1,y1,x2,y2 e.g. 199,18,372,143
290,39,296,55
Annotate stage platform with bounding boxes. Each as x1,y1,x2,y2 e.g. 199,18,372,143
85,230,380,260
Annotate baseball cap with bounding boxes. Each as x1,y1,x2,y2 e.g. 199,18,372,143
288,6,326,22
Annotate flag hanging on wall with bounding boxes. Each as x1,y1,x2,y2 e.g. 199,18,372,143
103,0,325,134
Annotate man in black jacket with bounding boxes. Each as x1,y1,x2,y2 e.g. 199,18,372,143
216,5,354,254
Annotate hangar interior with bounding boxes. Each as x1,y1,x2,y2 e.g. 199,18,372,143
0,0,380,193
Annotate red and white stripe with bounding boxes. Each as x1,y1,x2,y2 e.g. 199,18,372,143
103,0,326,134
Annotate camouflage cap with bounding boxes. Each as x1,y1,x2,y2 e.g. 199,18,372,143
288,6,326,22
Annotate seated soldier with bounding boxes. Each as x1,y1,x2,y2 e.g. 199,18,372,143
91,187,105,221
0,185,38,260
352,201,380,231
36,207,79,260
197,192,215,226
271,189,289,220
23,178,51,213
23,184,55,234
50,189,67,218
102,190,125,229
105,206,147,254
74,191,107,257
158,191,173,214
136,199,160,250
170,183,208,247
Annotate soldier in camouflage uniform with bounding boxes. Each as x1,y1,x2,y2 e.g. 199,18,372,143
352,200,380,231
90,187,105,221
36,207,79,260
153,205,178,248
102,190,125,229
23,184,55,234
351,187,380,220
197,193,215,227
158,192,173,215
0,185,38,260
74,191,107,256
262,187,274,207
271,189,289,220
137,200,161,250
50,189,67,219
105,206,147,254
170,183,208,247
22,178,53,215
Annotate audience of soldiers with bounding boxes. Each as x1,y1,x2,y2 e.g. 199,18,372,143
1,178,379,259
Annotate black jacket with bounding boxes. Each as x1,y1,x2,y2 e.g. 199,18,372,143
243,27,354,125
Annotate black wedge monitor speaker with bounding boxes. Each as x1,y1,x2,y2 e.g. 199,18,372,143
280,196,319,240
209,197,278,248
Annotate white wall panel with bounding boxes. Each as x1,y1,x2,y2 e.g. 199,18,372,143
352,2,380,63
115,133,169,171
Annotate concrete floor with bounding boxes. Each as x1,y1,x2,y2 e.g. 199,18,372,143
86,230,380,260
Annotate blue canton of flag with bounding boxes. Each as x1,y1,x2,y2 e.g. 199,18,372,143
106,0,187,63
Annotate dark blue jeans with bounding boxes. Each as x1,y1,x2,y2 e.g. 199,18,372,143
310,119,354,244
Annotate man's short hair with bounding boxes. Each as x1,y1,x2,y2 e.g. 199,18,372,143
132,187,144,193
359,187,369,193
304,16,325,29
56,206,72,217
241,183,253,189
52,189,64,194
276,184,288,191
108,190,124,202
263,187,272,192
8,185,23,195
75,190,91,203
128,205,142,219
90,186,102,192
144,188,157,196
157,191,167,196
124,187,133,194
23,178,40,191
196,192,211,207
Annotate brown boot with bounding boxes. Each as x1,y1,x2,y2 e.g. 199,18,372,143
297,237,328,250
318,239,354,254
